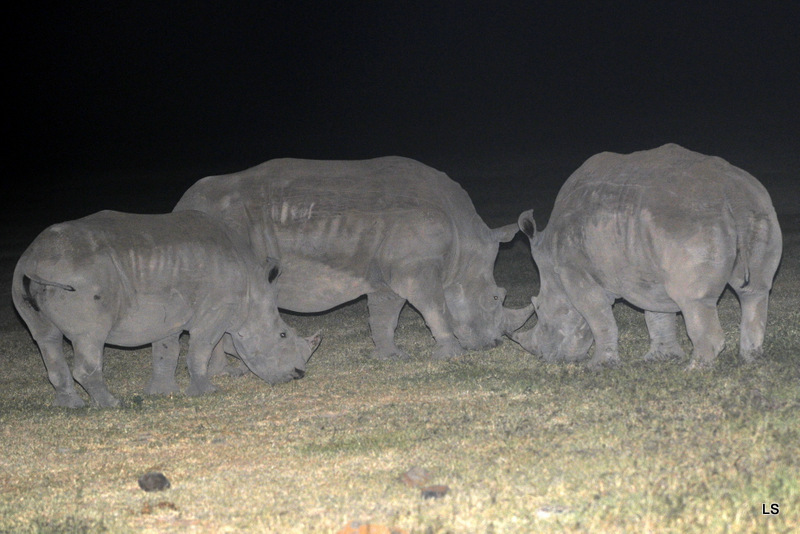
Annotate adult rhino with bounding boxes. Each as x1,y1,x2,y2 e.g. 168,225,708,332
175,156,534,361
514,144,782,369
12,210,321,408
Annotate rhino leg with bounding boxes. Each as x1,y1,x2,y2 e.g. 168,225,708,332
32,322,85,408
560,272,620,370
390,265,463,360
146,335,181,395
367,290,411,360
734,290,770,364
583,310,621,370
207,337,227,376
208,334,249,377
184,331,219,396
642,311,686,362
72,335,119,408
679,297,725,370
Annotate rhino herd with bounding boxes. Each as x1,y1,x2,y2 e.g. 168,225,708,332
13,144,782,407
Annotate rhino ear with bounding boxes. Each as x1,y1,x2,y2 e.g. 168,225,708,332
490,223,519,243
518,210,537,240
264,256,281,284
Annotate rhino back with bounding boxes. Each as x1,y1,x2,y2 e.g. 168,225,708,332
178,157,484,231
543,144,780,309
18,211,249,341
176,157,493,308
550,144,777,239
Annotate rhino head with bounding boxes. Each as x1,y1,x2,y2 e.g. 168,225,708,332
511,210,593,361
231,258,322,384
445,223,535,350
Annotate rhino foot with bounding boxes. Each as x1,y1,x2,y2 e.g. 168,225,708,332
370,347,411,361
642,345,685,362
54,392,86,409
92,393,121,408
739,347,763,365
432,339,465,361
585,351,621,371
684,359,714,371
186,380,218,396
145,379,180,396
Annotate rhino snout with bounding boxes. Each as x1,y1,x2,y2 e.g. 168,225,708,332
510,328,538,355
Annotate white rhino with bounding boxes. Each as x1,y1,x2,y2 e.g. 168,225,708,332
174,156,534,361
12,210,321,408
514,144,782,369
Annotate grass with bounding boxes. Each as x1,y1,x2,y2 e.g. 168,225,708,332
1,233,799,533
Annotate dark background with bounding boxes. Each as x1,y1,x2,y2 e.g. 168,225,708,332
9,1,800,234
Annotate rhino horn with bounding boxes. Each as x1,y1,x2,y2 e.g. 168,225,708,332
501,301,535,334
509,327,538,355
305,331,322,362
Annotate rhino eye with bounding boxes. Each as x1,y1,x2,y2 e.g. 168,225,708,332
280,332,287,338
493,295,499,300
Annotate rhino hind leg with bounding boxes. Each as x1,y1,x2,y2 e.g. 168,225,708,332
146,335,181,395
367,291,411,360
39,326,86,408
71,336,120,408
12,294,84,408
734,290,770,364
679,297,726,370
642,311,686,362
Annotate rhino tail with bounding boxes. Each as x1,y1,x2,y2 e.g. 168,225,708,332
726,197,750,289
20,274,76,312
739,246,751,288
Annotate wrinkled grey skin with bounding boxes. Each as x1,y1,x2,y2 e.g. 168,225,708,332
175,156,534,361
12,210,321,408
514,144,782,369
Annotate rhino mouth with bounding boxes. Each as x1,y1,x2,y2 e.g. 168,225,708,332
292,368,306,379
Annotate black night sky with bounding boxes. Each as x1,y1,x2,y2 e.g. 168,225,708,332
11,1,800,230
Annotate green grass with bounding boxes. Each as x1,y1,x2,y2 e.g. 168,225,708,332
1,236,799,533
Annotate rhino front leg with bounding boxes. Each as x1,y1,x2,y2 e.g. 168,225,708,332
561,272,620,370
207,338,228,376
367,290,411,360
72,336,119,408
208,334,249,377
643,311,686,362
184,331,219,396
391,265,463,360
582,308,620,370
146,335,180,395
422,309,464,361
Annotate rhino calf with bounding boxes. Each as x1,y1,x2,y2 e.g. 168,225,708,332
12,210,321,408
515,144,782,369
